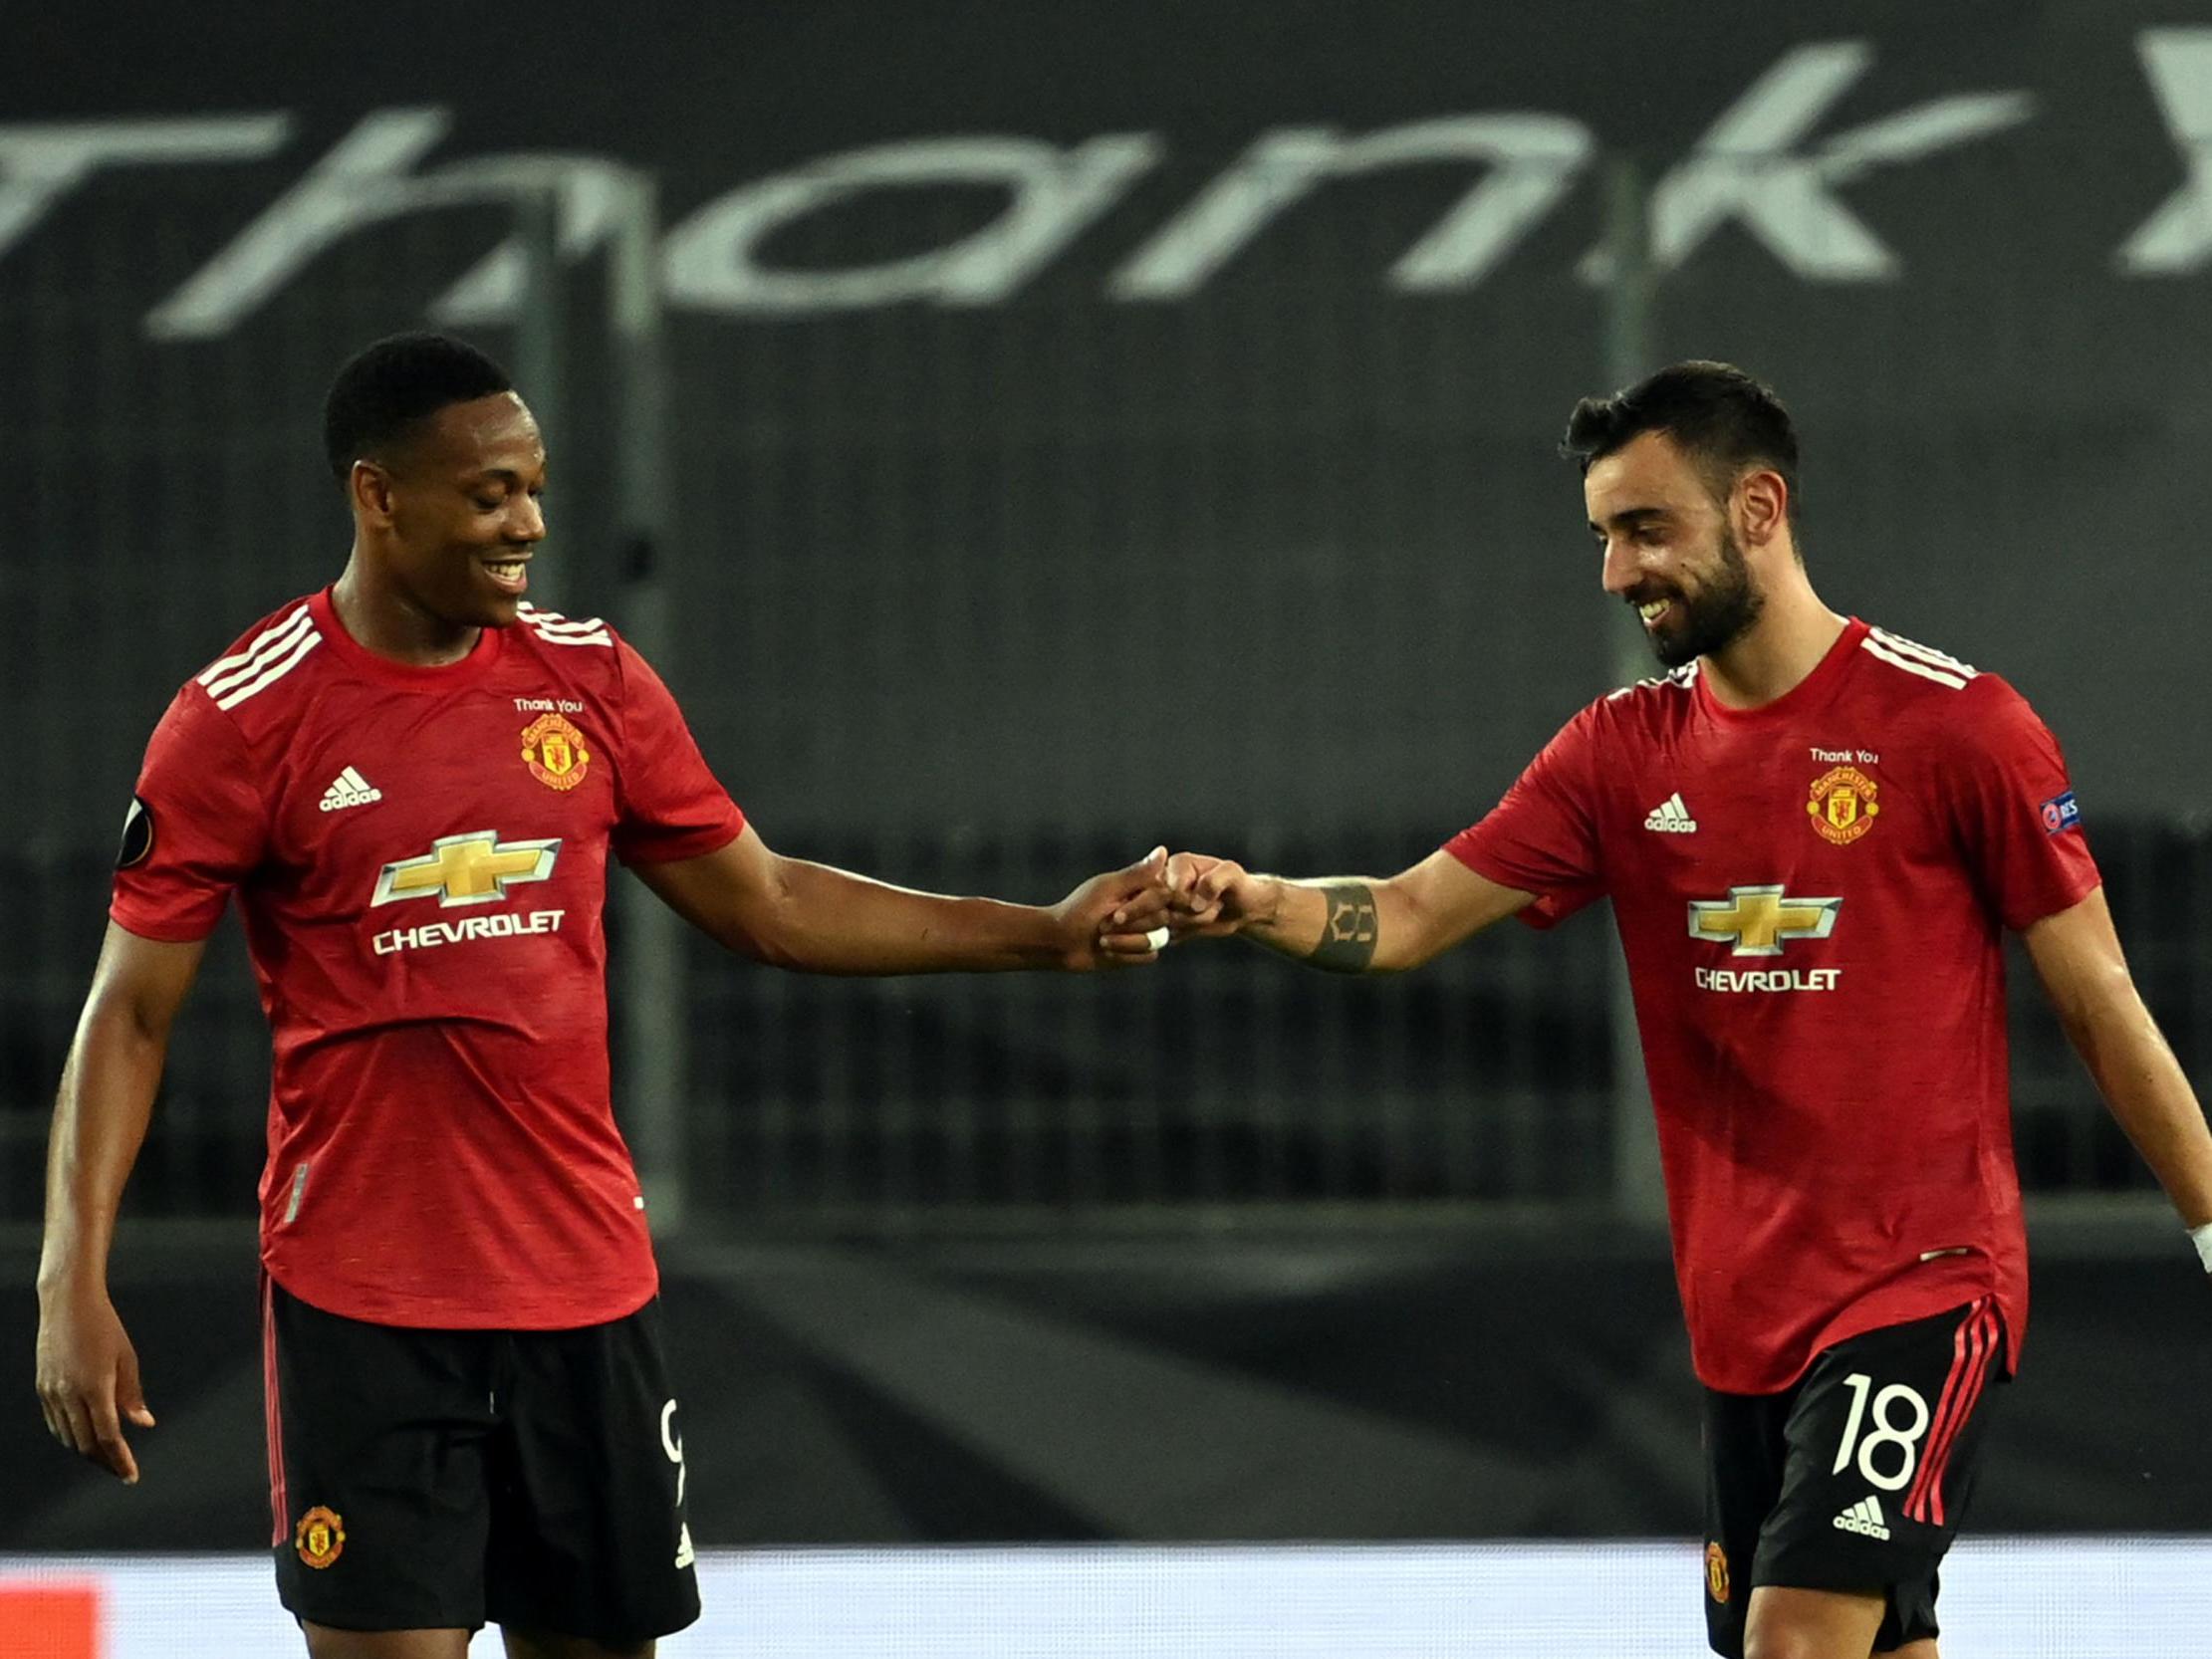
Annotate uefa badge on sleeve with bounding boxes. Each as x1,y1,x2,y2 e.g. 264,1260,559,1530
116,796,154,869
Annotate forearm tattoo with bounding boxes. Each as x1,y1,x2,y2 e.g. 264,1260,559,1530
1308,881,1379,973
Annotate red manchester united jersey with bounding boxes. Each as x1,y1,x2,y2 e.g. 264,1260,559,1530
111,588,745,1329
1448,619,2098,1393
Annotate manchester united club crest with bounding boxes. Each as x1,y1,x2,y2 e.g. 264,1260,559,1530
1807,765,1880,846
295,1505,346,1569
1705,1540,1730,1604
521,713,593,793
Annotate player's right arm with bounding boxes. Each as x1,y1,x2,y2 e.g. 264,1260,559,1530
36,923,206,1484
44,670,269,1485
1165,848,1536,972
1164,699,1607,970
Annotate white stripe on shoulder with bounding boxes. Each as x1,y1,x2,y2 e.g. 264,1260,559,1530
1868,626,1978,679
1607,662,1698,700
530,626,614,647
516,602,607,632
1860,634,1969,690
198,604,313,696
517,601,613,646
213,628,323,710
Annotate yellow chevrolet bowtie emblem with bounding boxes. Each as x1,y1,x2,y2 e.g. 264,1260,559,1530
371,830,562,909
1687,884,1842,957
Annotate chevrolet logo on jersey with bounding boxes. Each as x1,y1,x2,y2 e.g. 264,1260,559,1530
371,831,561,909
1687,885,1842,957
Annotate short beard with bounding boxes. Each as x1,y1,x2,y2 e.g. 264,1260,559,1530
1649,526,1764,669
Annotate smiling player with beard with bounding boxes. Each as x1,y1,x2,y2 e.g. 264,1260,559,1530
1160,361,2212,1659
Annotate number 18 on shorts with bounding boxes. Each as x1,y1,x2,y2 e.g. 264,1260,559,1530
1701,1301,2007,1658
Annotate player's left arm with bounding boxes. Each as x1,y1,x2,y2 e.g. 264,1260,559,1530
630,824,1172,973
2022,887,2212,1252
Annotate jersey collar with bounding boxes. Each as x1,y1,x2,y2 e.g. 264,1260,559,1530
310,587,506,689
1692,616,1870,726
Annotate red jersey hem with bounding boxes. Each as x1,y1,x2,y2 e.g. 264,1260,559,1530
617,813,746,866
108,905,220,944
2004,868,2102,936
263,1257,661,1332
1441,835,1561,931
1694,1275,2023,1395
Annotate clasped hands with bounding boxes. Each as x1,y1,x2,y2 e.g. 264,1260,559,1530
1060,846,1265,968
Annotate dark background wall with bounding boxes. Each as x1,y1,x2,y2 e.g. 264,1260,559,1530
6,1,2207,841
2,0,2208,1549
6,1230,2210,1547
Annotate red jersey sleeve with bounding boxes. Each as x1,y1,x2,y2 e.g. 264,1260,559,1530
109,685,272,942
1947,675,2100,931
611,637,747,864
1443,701,1606,929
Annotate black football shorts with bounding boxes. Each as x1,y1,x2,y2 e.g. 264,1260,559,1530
263,1277,701,1642
1701,1299,2008,1658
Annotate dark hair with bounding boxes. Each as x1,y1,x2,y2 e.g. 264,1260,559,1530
323,332,513,482
1561,360,1800,519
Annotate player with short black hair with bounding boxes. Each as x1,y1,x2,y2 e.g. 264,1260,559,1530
1162,360,2212,1659
35,332,1176,1659
1561,357,1803,525
322,332,515,482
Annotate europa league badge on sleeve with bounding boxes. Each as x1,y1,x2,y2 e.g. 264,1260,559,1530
117,796,154,869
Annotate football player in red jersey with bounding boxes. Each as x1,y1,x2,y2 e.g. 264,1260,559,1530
35,333,1175,1659
1161,362,2212,1659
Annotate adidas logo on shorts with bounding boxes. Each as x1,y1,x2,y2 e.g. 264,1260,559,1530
1833,1495,1891,1540
320,767,382,813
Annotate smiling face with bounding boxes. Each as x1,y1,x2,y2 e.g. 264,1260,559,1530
1585,428,1767,670
352,391,547,630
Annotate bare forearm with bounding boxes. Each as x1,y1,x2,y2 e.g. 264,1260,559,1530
2064,992,2212,1229
1237,877,1436,972
751,858,1071,974
637,830,1165,975
40,1011,166,1293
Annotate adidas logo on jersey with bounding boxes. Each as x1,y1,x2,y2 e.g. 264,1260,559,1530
319,767,382,813
1833,1496,1891,1540
1643,793,1698,832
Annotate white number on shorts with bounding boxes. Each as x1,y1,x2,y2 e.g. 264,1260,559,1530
1832,1372,1932,1493
661,1397,697,1569
661,1398,688,1509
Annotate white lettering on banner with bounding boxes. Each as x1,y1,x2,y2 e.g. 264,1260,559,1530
147,110,443,338
1109,118,1591,299
2119,29,2212,275
1694,966,1843,993
1582,42,2034,283
427,155,641,326
372,907,566,955
0,116,290,265
143,110,639,339
663,135,1162,316
1,29,2198,336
